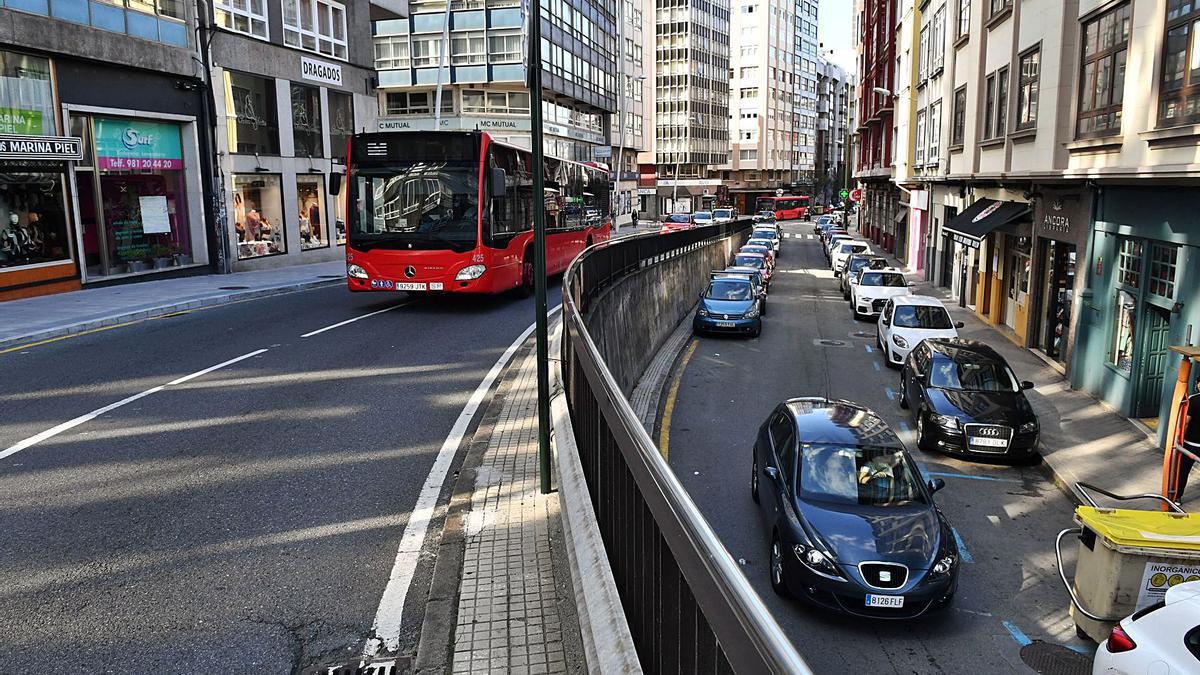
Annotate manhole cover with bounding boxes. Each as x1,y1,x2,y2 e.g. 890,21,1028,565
218,285,251,290
1018,641,1091,675
848,331,873,339
301,657,407,675
814,339,848,347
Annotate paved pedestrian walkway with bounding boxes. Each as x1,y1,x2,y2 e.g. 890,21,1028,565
860,228,1200,510
452,351,572,674
0,261,345,349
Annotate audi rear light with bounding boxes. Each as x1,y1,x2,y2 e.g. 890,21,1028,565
1105,624,1137,653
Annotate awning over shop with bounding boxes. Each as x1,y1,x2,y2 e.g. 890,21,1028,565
944,198,1030,248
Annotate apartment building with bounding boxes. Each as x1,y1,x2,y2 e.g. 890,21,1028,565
0,0,215,299
897,0,1200,440
815,59,853,206
854,0,899,250
374,0,617,164
794,0,819,191
611,0,653,227
652,0,730,214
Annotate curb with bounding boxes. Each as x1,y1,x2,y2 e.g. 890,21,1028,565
0,277,342,351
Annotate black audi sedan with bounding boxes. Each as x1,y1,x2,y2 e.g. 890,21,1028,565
899,339,1040,461
751,398,959,618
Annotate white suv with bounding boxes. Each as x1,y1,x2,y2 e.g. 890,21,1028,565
851,268,912,320
877,295,963,367
831,240,871,276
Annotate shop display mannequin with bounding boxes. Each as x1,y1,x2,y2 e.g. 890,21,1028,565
1,213,29,260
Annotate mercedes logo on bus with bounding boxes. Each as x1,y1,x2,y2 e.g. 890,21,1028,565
404,266,417,278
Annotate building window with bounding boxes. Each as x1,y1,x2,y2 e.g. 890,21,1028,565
290,83,323,158
375,37,410,70
451,30,486,65
1077,2,1130,138
462,89,529,114
1117,237,1143,288
928,100,941,162
931,6,945,72
995,66,1008,137
958,0,970,38
412,35,445,67
233,174,286,259
952,85,966,146
488,30,522,63
1111,289,1136,374
225,71,279,155
989,0,1011,18
739,149,757,160
216,0,268,39
283,0,348,60
914,109,927,164
984,73,996,139
740,87,759,99
1148,243,1179,299
297,174,327,250
328,90,353,162
385,91,453,115
0,51,56,136
1016,47,1040,130
1158,1,1200,125
919,25,929,80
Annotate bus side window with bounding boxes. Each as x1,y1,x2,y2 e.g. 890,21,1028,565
491,147,518,236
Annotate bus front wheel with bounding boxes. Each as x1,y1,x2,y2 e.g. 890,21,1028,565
517,252,534,298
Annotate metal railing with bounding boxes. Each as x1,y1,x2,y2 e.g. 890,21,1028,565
560,221,812,674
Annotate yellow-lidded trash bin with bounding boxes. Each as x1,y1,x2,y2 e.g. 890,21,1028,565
1067,507,1200,642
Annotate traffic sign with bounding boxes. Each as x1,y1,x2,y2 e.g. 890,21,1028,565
775,188,783,196
839,189,849,200
849,188,863,202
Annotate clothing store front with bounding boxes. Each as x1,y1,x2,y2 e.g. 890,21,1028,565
943,198,1033,339
1030,189,1090,367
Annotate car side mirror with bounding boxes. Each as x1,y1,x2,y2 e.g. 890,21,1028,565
1021,380,1035,390
881,317,890,327
491,168,507,198
927,478,946,494
699,291,705,299
954,321,965,329
907,281,917,288
763,466,780,483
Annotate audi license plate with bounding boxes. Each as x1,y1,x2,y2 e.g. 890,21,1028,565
865,594,904,608
969,437,1009,448
394,282,427,291
715,321,736,328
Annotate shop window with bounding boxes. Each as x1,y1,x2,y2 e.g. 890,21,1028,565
216,0,269,39
291,83,324,158
1148,244,1179,300
334,174,346,245
0,51,57,136
233,174,286,259
1077,2,1130,138
297,175,328,250
375,37,411,70
328,91,353,163
0,172,71,270
1117,238,1143,288
283,0,349,60
225,71,280,155
1111,290,1136,374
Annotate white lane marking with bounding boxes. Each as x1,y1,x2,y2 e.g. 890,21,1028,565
0,349,268,462
368,305,563,654
301,301,414,338
987,515,1001,525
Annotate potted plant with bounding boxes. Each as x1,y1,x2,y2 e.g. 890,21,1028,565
126,249,151,273
152,244,174,270
171,244,192,266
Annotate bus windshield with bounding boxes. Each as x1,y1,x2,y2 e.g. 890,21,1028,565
350,162,479,252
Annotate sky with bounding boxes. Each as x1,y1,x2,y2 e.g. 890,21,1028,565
818,0,856,75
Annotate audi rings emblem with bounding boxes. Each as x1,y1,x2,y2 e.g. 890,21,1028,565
404,266,417,278
978,427,1002,437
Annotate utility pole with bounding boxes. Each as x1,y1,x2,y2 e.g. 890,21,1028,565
528,0,553,495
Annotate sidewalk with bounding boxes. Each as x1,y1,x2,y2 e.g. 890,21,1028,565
865,232,1199,510
0,261,345,349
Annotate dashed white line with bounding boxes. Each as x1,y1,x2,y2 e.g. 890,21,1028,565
0,348,269,462
300,301,415,338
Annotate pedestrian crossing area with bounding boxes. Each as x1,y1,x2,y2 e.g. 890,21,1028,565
782,233,818,239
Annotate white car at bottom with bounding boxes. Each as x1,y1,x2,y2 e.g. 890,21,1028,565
1092,580,1200,675
877,296,963,367
851,268,912,320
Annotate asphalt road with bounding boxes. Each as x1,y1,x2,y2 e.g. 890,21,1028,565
0,282,560,673
664,221,1095,674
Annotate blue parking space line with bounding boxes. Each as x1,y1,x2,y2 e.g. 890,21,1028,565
865,344,874,353
1002,620,1032,647
952,528,975,564
897,420,911,432
885,387,896,400
1066,644,1091,655
925,471,1023,485
873,361,881,371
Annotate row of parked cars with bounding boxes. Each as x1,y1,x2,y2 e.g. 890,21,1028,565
690,218,782,338
659,207,741,234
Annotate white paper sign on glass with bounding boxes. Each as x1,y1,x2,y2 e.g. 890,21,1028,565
140,196,171,234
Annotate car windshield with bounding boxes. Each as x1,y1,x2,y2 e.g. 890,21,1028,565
928,355,1020,392
894,305,954,329
838,243,867,255
351,164,479,252
849,257,883,273
859,272,906,287
748,239,773,248
706,280,754,301
757,211,775,218
752,230,778,240
735,255,765,269
715,209,733,218
742,246,769,255
799,444,925,507
666,214,691,223
693,212,713,221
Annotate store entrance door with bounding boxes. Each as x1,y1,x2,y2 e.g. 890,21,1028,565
1036,241,1076,362
1003,248,1028,331
1137,305,1172,419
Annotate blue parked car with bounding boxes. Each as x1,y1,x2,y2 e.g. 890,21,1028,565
693,275,763,337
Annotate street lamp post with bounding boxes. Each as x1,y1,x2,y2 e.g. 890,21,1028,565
527,2,553,495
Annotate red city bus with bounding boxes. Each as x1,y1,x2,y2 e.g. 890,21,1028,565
342,130,612,296
755,195,810,220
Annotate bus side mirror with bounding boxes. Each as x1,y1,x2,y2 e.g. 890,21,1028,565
491,168,507,198
328,174,343,196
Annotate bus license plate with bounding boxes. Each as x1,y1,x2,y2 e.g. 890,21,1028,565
715,321,736,328
865,594,904,608
969,437,1009,448
394,282,427,291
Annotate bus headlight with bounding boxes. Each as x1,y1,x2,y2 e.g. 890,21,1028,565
455,264,486,280
347,264,368,279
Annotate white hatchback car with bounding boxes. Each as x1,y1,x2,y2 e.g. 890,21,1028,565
1092,580,1200,675
831,240,872,276
713,207,736,224
852,268,912,320
877,296,963,367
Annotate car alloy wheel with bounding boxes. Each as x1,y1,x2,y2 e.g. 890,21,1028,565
770,536,788,596
916,413,933,452
899,375,909,409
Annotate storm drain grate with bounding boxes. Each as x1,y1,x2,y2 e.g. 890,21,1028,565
300,657,408,675
814,339,848,347
1018,641,1092,675
218,285,251,290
